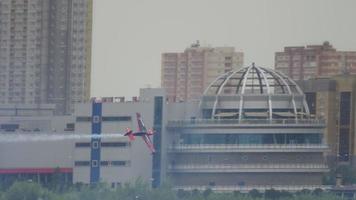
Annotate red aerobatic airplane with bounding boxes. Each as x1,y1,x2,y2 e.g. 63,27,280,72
124,113,155,153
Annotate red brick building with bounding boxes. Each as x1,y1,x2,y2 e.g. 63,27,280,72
275,42,356,80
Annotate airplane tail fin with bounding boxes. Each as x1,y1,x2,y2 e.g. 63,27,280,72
147,128,154,136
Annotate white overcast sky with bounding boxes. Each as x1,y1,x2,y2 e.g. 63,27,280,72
91,0,356,98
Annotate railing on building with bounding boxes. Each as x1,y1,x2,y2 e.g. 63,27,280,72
167,118,325,127
168,164,329,172
173,185,332,192
168,144,330,152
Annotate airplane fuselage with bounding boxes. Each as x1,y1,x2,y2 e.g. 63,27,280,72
132,131,147,136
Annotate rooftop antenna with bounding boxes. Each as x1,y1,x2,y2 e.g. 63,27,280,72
191,40,200,48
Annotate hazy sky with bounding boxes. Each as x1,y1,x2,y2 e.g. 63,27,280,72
91,0,356,98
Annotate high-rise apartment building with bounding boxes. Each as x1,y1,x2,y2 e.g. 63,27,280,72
275,42,356,81
0,0,92,114
161,42,243,102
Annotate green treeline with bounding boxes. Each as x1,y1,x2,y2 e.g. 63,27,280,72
0,179,344,200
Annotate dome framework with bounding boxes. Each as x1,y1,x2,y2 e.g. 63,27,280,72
200,64,310,120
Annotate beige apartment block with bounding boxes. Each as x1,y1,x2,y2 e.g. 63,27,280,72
275,42,356,81
0,0,92,114
162,42,243,102
298,75,356,166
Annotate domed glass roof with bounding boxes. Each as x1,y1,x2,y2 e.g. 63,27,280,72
203,64,303,96
200,64,310,120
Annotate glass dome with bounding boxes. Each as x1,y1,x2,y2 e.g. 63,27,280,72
200,64,310,120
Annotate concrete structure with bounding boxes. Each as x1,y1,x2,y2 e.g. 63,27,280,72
0,0,92,114
297,75,356,166
72,89,165,185
0,104,74,133
275,42,356,81
162,41,243,102
0,67,331,191
0,89,163,187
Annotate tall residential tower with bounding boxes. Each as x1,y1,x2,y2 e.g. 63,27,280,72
161,42,243,102
275,42,356,81
0,0,92,114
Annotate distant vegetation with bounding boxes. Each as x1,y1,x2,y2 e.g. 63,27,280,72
0,178,344,200
323,164,356,185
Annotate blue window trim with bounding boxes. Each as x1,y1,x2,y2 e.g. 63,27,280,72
90,102,102,183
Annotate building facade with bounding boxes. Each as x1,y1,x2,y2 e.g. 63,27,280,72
0,68,331,191
297,75,356,166
165,65,329,192
0,0,92,114
161,41,243,102
0,89,163,187
275,42,356,81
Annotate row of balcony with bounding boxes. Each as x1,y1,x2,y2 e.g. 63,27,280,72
168,144,329,153
174,185,332,192
167,118,325,128
168,164,329,173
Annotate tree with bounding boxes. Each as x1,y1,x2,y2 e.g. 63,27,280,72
5,181,44,200
177,189,190,199
336,165,356,185
279,190,293,199
192,189,200,197
148,181,177,200
312,188,324,196
248,189,262,199
233,190,242,197
296,189,311,196
264,189,281,200
202,188,213,199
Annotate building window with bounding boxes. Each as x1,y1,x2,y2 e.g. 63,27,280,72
75,161,90,166
340,92,351,126
92,160,98,167
0,124,19,131
111,182,121,188
305,92,316,115
101,142,128,147
75,142,90,147
92,141,100,149
76,116,91,122
92,116,101,123
65,123,75,131
339,92,351,161
100,161,109,166
339,128,350,161
111,161,129,166
102,116,131,122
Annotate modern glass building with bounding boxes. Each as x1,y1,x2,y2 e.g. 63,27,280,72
165,64,329,192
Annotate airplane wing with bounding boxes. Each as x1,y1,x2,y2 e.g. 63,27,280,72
141,135,155,153
136,113,147,132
